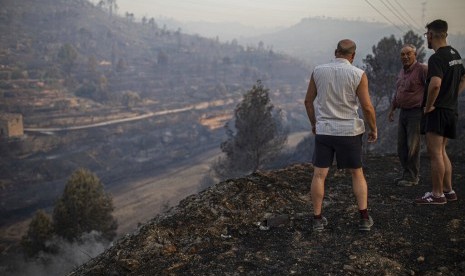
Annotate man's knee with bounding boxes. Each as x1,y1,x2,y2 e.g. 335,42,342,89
313,167,329,179
349,168,364,176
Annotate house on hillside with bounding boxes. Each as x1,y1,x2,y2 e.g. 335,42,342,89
0,113,24,139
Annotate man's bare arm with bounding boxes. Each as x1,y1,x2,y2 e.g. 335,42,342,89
458,74,465,95
356,73,377,142
424,76,441,113
304,74,317,134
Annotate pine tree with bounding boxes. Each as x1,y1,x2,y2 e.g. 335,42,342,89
53,168,117,242
214,80,288,179
21,210,54,257
57,43,78,76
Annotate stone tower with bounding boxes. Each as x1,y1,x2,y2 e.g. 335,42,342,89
0,113,24,138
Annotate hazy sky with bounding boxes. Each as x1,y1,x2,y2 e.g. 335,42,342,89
111,0,465,34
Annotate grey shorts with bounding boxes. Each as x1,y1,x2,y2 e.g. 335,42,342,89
312,134,363,169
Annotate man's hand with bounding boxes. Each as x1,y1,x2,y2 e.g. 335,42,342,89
367,130,377,143
423,106,435,113
388,110,395,122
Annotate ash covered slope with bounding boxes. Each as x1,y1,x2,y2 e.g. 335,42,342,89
71,155,465,275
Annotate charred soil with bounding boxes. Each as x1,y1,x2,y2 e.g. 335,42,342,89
71,154,465,275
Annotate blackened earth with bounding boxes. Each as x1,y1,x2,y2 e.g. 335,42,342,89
71,154,465,276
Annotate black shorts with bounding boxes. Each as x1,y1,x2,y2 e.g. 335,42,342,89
420,108,457,139
312,134,363,169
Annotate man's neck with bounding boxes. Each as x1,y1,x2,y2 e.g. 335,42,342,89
433,40,448,52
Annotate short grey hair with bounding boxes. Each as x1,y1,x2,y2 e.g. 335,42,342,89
402,44,416,53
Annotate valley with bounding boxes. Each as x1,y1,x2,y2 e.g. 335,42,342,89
0,130,307,251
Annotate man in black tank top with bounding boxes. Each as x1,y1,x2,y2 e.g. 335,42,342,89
416,19,465,205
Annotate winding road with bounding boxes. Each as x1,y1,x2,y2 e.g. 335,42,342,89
24,99,235,133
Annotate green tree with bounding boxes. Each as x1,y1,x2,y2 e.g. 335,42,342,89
213,80,288,179
57,43,78,76
363,35,402,110
75,82,97,99
116,58,127,73
121,90,141,108
87,55,98,74
53,168,117,242
75,76,109,102
21,210,55,257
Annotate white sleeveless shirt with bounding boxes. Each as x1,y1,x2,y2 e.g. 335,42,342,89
312,58,365,136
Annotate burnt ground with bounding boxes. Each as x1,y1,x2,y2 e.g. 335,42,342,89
70,154,465,276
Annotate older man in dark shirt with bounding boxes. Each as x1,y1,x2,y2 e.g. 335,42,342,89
388,44,427,186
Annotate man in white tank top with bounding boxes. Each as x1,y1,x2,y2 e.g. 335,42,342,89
304,39,377,231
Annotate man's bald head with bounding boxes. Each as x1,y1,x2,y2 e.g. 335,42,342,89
334,39,357,63
336,39,357,56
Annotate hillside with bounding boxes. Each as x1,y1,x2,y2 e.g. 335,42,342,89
0,0,309,115
0,0,311,140
69,154,465,275
0,0,310,236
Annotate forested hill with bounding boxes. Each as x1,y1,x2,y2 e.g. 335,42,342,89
0,0,309,113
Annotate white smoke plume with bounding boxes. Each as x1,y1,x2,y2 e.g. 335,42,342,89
3,231,110,276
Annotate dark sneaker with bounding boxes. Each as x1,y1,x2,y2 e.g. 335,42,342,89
414,192,447,205
359,215,374,231
444,190,457,202
394,177,404,184
313,216,328,232
397,180,418,187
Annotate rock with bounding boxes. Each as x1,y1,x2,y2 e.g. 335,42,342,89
343,264,356,272
163,244,177,254
263,214,290,228
448,219,461,229
119,259,140,271
438,266,449,273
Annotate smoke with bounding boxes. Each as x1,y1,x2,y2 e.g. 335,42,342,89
4,231,110,276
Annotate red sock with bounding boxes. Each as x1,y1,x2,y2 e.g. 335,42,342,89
359,209,369,219
314,214,322,220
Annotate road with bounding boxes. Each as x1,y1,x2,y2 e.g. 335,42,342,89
24,99,236,133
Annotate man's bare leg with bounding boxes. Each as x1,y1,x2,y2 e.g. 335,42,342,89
311,167,329,215
441,138,453,192
350,168,368,210
426,132,446,196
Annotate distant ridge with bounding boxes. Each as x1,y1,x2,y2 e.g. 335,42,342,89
239,17,401,66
